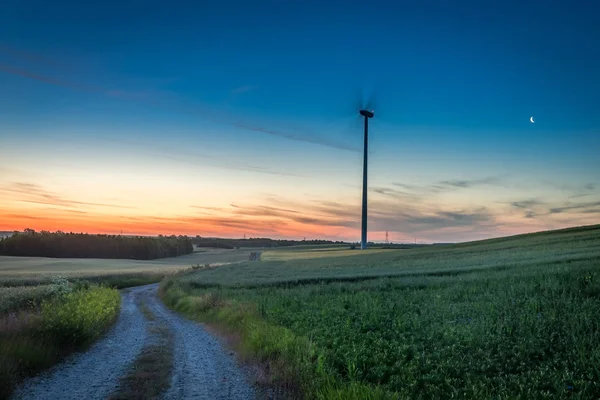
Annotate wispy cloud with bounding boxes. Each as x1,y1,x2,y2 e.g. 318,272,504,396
2,189,595,242
524,210,537,219
231,85,257,95
0,182,136,210
568,182,598,199
438,176,501,188
1,45,358,152
372,176,504,201
549,201,600,215
0,43,64,69
0,63,96,92
510,199,545,209
85,135,304,178
509,195,600,219
0,63,160,101
207,195,497,239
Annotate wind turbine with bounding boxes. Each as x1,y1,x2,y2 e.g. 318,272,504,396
338,88,380,249
359,106,374,250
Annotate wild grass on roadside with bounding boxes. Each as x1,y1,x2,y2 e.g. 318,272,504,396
0,285,120,399
0,285,55,315
0,271,168,290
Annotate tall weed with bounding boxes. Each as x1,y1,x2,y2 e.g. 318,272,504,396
0,285,120,398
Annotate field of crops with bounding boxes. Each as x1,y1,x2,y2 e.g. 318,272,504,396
163,225,600,399
0,247,252,288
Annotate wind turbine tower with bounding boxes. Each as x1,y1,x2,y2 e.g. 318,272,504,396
359,108,374,250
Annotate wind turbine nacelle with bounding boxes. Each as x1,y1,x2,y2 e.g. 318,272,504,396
359,109,374,118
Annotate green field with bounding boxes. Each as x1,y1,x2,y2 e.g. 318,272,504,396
163,225,600,399
0,248,252,287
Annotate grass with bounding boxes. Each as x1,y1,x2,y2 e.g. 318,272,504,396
110,304,174,400
0,284,56,315
0,284,121,399
161,224,600,399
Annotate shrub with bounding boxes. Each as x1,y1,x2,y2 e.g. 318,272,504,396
39,285,121,346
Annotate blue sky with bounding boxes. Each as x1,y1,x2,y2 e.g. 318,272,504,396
0,0,598,242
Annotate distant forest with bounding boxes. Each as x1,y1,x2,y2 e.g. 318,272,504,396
191,236,350,249
0,230,194,260
190,237,432,249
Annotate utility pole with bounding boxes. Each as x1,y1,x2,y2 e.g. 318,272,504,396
359,109,374,250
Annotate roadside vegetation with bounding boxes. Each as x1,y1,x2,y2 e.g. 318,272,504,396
0,265,183,398
0,272,165,314
0,230,193,260
0,281,120,398
161,225,600,399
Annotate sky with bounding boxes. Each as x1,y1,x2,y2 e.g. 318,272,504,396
1,0,599,243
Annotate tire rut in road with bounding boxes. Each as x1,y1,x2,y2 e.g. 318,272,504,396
143,287,256,400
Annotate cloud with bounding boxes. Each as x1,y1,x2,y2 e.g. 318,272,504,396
228,120,360,152
0,43,64,69
0,63,97,93
549,201,600,215
509,196,600,219
0,63,161,101
438,176,501,188
524,210,537,219
509,199,546,219
220,195,496,239
190,205,226,211
373,176,504,201
10,187,593,243
227,203,357,228
89,135,303,178
1,49,358,152
566,182,598,199
510,199,545,209
143,150,302,178
0,182,136,210
231,85,257,95
372,208,493,230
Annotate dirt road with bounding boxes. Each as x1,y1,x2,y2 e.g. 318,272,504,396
12,284,256,400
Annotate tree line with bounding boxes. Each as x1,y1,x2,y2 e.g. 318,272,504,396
0,229,194,260
191,236,350,249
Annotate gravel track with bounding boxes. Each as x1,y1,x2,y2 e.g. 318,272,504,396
12,284,256,400
144,287,256,400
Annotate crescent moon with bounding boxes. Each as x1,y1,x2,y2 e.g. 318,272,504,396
530,116,535,123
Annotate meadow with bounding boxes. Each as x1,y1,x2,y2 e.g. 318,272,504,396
162,225,600,399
